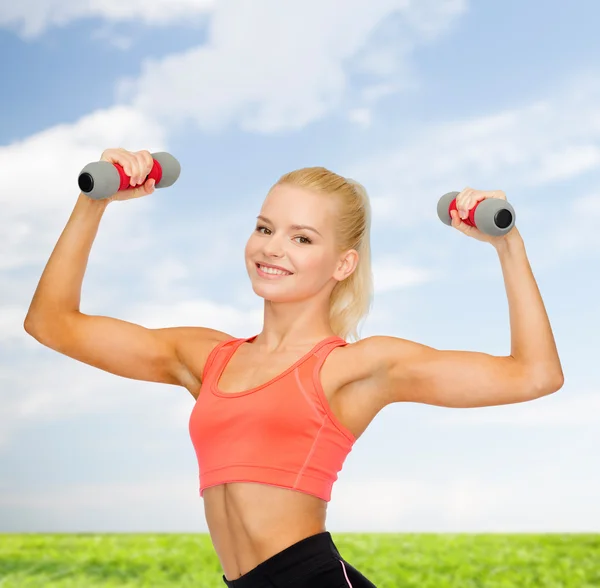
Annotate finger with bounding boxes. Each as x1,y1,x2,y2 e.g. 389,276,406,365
128,155,141,187
131,156,143,186
140,150,154,177
140,178,155,197
460,189,492,219
456,188,473,219
120,155,136,186
473,192,488,205
450,209,462,228
134,151,151,185
101,147,125,164
463,192,483,217
135,154,146,186
452,210,468,232
465,191,495,216
451,209,473,236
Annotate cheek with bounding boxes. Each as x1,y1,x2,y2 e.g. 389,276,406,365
298,250,333,277
244,236,257,259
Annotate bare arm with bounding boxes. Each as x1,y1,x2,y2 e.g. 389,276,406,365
24,149,231,391
25,193,110,320
357,227,564,409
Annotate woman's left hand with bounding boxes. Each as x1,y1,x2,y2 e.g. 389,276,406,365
450,187,514,247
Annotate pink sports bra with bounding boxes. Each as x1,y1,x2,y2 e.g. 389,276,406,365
188,335,356,502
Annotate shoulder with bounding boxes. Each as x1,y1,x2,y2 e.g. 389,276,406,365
334,335,427,384
156,326,236,396
328,335,434,407
317,336,424,422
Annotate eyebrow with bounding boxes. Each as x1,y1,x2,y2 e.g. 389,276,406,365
256,215,323,237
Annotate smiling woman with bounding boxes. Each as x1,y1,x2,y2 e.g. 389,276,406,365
244,169,374,343
24,148,562,588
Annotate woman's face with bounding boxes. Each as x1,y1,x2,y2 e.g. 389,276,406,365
244,183,351,303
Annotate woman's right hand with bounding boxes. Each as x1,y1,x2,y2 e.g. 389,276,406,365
100,148,157,202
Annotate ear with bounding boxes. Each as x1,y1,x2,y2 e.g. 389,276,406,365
333,249,359,282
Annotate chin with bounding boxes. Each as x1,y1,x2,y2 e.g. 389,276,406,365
250,282,298,303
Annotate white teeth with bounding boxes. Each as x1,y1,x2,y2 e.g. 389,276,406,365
258,264,291,276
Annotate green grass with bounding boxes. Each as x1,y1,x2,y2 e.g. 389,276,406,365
1,533,598,587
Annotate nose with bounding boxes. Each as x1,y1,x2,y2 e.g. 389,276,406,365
262,234,285,258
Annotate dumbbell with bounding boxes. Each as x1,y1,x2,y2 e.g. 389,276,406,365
78,152,181,200
437,191,516,236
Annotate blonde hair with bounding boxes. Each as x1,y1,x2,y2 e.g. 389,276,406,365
274,167,373,342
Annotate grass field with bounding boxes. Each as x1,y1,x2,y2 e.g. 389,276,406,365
1,533,598,587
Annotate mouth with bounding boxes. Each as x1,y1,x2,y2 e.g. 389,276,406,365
255,263,294,278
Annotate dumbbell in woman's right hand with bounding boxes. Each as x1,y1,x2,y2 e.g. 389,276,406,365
78,148,180,202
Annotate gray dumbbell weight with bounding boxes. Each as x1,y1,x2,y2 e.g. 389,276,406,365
78,152,181,200
437,191,516,236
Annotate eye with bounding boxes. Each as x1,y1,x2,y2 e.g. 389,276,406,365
256,225,311,244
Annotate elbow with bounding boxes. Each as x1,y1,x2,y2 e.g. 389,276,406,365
516,360,564,399
532,369,565,397
24,311,61,342
24,308,48,333
24,314,47,342
24,311,80,348
24,314,39,336
546,372,565,394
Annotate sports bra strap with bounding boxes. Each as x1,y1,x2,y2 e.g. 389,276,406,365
313,336,347,360
310,338,348,382
201,337,241,382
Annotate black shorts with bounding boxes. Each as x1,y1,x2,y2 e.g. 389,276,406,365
221,531,377,587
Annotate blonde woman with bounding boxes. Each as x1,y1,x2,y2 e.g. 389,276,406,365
25,148,564,587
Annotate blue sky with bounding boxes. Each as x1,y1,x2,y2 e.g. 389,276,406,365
1,0,599,533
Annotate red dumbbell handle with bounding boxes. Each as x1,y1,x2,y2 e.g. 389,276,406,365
113,158,164,191
448,197,478,227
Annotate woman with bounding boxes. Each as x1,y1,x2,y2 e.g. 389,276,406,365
24,148,564,587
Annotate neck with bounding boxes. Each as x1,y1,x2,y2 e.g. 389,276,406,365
257,298,335,349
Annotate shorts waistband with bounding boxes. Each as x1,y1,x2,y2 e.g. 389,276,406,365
222,531,342,587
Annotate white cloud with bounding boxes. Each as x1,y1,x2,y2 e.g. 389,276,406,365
331,476,514,531
0,477,205,532
373,258,436,293
330,473,600,531
550,192,600,256
119,0,466,134
0,357,135,450
429,389,600,427
529,144,600,184
0,105,167,272
0,0,215,38
90,25,134,51
0,306,40,350
348,73,600,229
573,192,600,216
348,108,373,129
128,298,263,334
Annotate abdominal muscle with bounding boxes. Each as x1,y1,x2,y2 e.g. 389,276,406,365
203,482,329,581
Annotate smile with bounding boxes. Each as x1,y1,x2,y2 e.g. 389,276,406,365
256,263,293,277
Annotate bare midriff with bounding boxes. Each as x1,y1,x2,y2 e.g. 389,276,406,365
203,482,329,581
